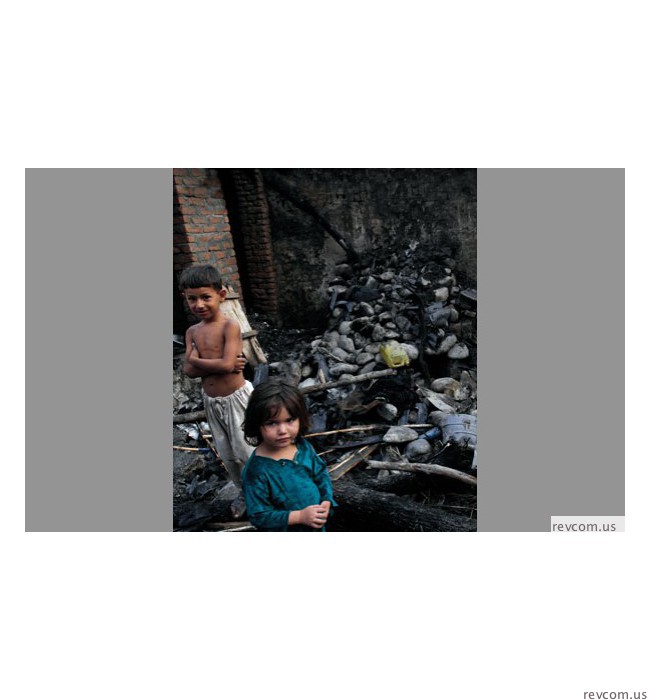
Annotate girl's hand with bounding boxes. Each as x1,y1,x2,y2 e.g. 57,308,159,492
320,501,331,519
298,504,329,529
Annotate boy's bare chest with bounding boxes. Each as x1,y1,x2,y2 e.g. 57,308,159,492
192,322,226,358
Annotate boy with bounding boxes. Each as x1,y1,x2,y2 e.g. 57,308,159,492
179,264,254,517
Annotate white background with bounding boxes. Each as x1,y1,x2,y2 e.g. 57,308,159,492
6,2,647,699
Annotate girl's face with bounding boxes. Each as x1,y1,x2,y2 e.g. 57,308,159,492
260,405,300,450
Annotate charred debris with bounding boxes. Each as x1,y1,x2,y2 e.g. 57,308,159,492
173,240,477,531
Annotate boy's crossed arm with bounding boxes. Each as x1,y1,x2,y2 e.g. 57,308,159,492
183,322,246,377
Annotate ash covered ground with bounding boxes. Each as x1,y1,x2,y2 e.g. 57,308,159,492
173,238,477,531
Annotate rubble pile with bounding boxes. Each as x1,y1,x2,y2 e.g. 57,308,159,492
173,239,478,531
268,240,477,430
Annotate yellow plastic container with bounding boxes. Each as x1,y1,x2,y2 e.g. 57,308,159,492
380,341,410,368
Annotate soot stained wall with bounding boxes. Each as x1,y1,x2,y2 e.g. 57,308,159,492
261,168,477,327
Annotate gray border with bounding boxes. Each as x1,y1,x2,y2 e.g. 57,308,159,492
25,168,624,532
26,169,172,531
478,168,624,531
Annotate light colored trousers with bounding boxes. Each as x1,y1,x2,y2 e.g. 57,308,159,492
202,381,254,488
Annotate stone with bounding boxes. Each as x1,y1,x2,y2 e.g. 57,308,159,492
338,320,353,335
382,426,419,443
395,315,411,331
401,343,419,360
377,403,399,421
428,411,450,426
448,342,470,359
432,377,460,394
379,271,395,282
329,363,359,377
338,335,356,353
298,377,318,390
355,352,375,365
372,324,386,342
364,342,382,354
437,334,458,354
405,439,433,460
433,286,450,302
323,330,340,349
328,285,348,295
331,347,353,362
217,481,240,501
359,361,377,374
336,263,354,279
427,307,452,327
356,302,375,316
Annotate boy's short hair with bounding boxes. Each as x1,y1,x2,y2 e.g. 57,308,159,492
243,380,311,446
178,264,223,291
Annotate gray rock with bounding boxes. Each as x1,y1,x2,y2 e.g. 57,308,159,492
448,342,470,359
395,315,411,331
427,307,452,327
356,302,375,316
217,481,240,500
330,347,353,362
338,335,356,353
401,343,419,360
428,411,450,426
338,321,353,335
359,361,377,374
379,271,395,282
298,377,319,390
383,426,419,443
328,285,348,295
355,352,375,365
372,324,386,342
405,439,433,460
433,286,450,302
329,363,359,377
323,331,340,349
377,403,399,421
364,342,382,354
336,263,354,279
437,334,458,354
432,377,460,393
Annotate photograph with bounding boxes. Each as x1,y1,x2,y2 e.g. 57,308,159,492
172,168,478,531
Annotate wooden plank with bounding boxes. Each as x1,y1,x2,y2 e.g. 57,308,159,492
328,443,379,482
220,287,268,366
367,460,477,487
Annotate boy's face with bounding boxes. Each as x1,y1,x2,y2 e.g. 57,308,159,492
182,286,226,321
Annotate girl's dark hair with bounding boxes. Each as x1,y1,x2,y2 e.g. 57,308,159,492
178,264,223,291
243,380,311,446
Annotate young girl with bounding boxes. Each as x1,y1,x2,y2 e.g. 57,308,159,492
241,380,337,531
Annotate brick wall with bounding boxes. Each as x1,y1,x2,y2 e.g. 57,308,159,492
228,169,278,316
173,168,242,298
